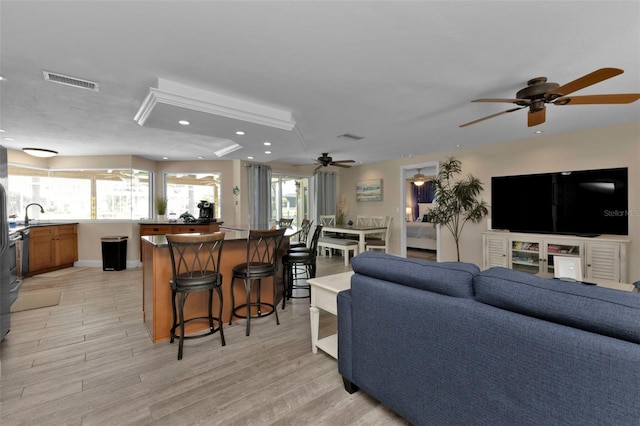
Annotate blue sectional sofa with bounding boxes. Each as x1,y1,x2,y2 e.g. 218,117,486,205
337,252,640,426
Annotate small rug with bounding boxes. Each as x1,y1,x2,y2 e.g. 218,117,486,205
33,267,88,278
11,291,61,312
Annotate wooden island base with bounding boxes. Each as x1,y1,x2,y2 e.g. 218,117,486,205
141,232,288,343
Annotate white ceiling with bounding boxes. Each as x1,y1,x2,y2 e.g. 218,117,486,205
1,1,638,167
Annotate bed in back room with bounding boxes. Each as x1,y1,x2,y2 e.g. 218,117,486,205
407,203,437,251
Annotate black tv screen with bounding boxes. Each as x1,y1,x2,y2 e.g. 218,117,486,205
491,167,628,236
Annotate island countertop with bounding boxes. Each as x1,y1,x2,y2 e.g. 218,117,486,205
141,224,297,248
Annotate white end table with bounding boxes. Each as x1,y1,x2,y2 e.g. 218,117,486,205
308,271,354,358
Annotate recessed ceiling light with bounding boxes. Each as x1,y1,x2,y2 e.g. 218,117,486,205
535,130,543,134
265,151,271,154
4,137,14,141
197,156,204,159
455,144,462,148
235,131,245,135
263,142,271,146
247,156,254,160
0,76,6,81
162,156,169,160
0,129,5,133
178,120,190,126
22,147,58,158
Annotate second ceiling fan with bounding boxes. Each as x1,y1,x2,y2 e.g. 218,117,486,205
313,153,355,172
459,68,640,128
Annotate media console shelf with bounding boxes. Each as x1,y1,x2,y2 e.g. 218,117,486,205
482,231,630,282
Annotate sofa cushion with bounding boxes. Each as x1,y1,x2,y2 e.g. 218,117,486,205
350,251,479,298
475,267,640,344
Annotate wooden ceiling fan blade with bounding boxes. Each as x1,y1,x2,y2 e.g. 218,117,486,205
331,163,352,168
313,165,323,172
527,108,546,127
554,94,640,105
471,98,530,104
331,159,355,163
548,68,623,96
459,107,524,128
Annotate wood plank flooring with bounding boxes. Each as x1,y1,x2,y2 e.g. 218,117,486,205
0,255,410,425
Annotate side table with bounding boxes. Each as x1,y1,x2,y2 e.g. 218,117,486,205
308,271,354,358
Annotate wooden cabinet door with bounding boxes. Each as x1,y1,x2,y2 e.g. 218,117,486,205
29,228,57,272
56,232,78,266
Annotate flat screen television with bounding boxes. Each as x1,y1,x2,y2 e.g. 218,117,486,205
491,167,628,236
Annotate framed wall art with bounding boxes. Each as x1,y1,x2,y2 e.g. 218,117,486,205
356,179,382,202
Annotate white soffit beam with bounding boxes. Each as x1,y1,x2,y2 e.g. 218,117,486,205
134,78,296,131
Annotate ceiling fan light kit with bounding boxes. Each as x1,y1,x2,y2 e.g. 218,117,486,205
460,68,640,128
413,169,427,186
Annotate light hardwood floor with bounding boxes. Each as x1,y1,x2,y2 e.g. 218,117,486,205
0,255,410,425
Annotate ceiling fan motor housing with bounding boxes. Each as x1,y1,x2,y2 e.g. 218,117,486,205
516,77,561,108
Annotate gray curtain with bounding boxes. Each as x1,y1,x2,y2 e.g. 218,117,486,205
314,171,337,218
247,163,272,227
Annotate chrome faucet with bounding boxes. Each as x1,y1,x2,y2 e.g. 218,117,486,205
24,203,45,225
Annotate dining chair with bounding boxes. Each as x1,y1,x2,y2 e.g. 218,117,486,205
229,228,287,336
366,216,393,253
366,215,388,241
356,215,372,227
166,232,226,360
281,225,323,308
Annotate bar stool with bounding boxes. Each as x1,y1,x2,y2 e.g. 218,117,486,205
282,225,323,309
166,232,226,360
278,218,294,227
229,228,287,336
289,219,312,249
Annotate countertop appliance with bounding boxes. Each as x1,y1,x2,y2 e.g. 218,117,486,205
197,200,215,223
1,146,11,341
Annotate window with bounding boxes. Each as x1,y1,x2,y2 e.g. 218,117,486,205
164,173,221,219
8,166,151,220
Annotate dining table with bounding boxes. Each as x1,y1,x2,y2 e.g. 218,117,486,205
321,224,387,254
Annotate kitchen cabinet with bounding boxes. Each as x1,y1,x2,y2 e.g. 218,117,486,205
28,224,78,276
482,231,629,282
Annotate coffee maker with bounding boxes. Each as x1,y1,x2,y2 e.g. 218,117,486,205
197,200,215,223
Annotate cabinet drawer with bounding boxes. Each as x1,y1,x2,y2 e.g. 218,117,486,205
29,226,56,239
55,224,77,235
140,225,173,235
172,225,208,234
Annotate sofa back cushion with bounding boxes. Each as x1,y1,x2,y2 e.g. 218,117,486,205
350,251,479,298
475,267,640,344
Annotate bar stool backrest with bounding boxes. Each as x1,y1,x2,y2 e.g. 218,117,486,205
166,232,225,290
278,218,294,227
244,228,287,278
297,219,313,245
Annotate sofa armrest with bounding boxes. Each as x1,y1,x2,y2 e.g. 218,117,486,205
337,289,356,391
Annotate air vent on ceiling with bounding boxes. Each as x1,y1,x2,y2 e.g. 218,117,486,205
337,133,365,141
43,71,99,91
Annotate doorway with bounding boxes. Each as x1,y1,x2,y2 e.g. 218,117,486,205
271,175,310,227
399,162,439,260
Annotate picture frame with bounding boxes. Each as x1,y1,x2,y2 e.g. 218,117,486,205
356,179,382,202
553,256,583,281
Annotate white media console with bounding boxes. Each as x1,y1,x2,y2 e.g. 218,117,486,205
482,231,630,283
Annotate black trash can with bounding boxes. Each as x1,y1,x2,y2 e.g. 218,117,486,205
101,236,128,271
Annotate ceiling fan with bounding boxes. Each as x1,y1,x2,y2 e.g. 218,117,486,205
459,68,640,128
313,153,355,172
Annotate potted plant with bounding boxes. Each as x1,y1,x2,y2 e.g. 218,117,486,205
428,156,489,261
155,197,168,221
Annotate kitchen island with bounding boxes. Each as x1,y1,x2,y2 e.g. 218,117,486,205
141,225,296,343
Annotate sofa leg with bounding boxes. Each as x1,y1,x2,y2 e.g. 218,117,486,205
342,378,359,394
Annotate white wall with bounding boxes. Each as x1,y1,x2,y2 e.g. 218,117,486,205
338,121,640,281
